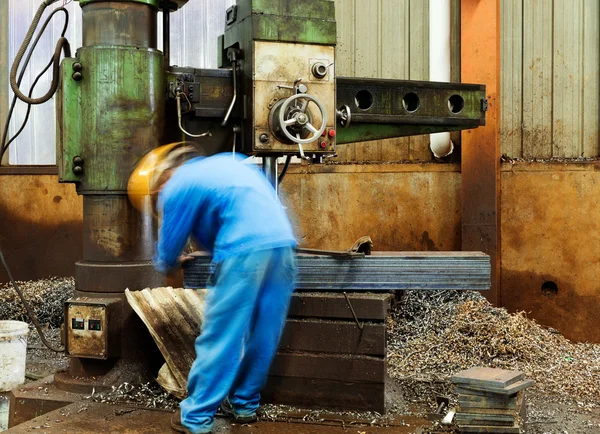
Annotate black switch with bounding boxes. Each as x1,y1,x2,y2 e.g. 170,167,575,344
72,318,85,330
88,319,102,331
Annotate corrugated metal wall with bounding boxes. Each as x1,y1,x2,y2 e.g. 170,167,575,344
501,0,600,159
335,0,428,162
6,0,453,164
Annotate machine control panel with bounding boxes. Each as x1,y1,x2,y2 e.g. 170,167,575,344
64,298,120,359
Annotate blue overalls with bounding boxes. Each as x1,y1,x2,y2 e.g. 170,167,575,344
154,154,297,434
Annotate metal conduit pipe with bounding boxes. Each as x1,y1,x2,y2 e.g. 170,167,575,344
429,0,454,158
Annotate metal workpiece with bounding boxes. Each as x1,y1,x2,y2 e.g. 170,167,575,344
335,77,487,144
81,1,158,48
184,252,492,292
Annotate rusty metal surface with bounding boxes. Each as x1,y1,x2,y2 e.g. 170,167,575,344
55,291,163,389
0,175,82,282
280,164,462,252
125,287,207,396
6,401,430,433
8,377,80,428
461,0,501,305
82,1,157,48
501,163,600,343
75,262,164,293
82,195,155,262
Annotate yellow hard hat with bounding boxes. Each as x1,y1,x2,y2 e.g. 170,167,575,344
127,142,185,213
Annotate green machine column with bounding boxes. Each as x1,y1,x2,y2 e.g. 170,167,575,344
55,0,166,387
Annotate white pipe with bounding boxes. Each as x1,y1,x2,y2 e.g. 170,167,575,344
429,0,454,158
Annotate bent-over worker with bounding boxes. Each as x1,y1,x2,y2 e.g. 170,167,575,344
139,145,297,434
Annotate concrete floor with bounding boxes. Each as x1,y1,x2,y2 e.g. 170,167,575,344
5,402,432,434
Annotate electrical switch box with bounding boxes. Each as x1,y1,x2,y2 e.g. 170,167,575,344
64,298,120,359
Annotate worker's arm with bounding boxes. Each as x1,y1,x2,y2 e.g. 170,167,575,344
153,183,199,274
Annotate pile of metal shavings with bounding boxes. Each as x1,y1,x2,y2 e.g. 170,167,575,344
258,404,414,428
86,382,180,410
388,290,600,405
0,277,74,327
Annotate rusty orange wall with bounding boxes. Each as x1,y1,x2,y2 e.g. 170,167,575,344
0,174,82,282
500,163,600,343
280,164,462,253
2,164,600,343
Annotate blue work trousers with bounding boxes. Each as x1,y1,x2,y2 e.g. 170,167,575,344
180,246,297,434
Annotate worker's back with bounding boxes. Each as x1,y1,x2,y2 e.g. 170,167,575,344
156,153,297,267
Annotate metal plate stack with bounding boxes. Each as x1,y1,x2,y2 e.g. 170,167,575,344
452,367,534,433
183,251,491,291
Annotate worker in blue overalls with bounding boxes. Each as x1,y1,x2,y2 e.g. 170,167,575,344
129,143,297,434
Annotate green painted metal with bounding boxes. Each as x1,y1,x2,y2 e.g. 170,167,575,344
57,58,83,183
78,0,160,8
58,46,164,193
233,0,336,22
224,0,336,47
336,124,467,145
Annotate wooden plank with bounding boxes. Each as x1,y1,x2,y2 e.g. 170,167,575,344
263,376,385,412
500,0,522,158
452,367,525,389
288,292,392,321
279,319,386,356
270,352,385,383
522,0,553,159
582,0,600,157
455,413,515,426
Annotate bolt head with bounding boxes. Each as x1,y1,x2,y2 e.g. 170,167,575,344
72,166,84,175
72,63,82,72
72,72,83,81
259,134,270,143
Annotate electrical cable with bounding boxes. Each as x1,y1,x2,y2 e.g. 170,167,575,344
278,155,292,184
1,7,69,159
176,93,211,138
0,3,69,352
0,245,64,352
9,0,70,105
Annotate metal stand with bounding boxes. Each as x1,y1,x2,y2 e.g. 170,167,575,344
262,156,279,192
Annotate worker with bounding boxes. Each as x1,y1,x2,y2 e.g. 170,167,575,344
130,144,298,434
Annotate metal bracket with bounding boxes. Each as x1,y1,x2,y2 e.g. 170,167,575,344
481,98,489,111
226,5,237,25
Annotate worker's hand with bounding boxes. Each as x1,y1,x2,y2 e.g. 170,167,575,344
178,254,194,264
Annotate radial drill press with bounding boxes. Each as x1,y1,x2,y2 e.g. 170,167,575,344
20,0,486,391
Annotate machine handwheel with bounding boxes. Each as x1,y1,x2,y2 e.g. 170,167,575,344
278,94,327,145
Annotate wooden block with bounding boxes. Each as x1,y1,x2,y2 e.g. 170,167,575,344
458,424,521,433
288,292,392,321
279,319,386,356
458,379,534,396
452,367,524,389
270,352,385,383
263,376,385,413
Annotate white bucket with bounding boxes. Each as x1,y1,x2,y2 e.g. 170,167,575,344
0,321,28,392
0,395,8,431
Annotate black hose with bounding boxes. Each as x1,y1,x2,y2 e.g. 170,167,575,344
9,0,70,105
0,245,64,353
1,7,69,160
278,155,292,184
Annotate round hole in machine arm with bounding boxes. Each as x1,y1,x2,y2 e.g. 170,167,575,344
448,94,465,114
354,90,373,110
402,92,420,113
